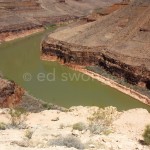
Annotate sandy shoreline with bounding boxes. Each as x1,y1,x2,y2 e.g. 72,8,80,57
41,55,150,106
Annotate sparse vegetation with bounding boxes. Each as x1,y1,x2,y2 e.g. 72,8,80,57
0,122,6,130
88,106,119,134
42,102,57,110
9,108,27,128
42,103,52,110
73,122,86,131
49,135,85,149
25,129,33,139
42,102,67,112
143,125,150,145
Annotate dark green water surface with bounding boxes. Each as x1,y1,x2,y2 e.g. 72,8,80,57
0,29,149,111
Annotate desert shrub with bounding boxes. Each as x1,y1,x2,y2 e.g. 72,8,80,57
25,129,33,139
49,135,85,149
88,106,119,134
0,122,6,130
9,108,27,128
73,122,86,131
42,103,49,108
143,125,150,145
42,103,54,110
88,124,112,135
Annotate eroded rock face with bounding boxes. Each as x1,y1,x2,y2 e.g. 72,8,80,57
0,78,24,108
41,0,150,90
42,38,150,90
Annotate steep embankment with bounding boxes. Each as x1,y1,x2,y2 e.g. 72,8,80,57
0,78,24,107
41,0,150,97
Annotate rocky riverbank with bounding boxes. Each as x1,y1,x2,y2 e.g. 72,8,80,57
0,106,150,150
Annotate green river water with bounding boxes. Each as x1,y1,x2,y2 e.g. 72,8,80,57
0,28,149,111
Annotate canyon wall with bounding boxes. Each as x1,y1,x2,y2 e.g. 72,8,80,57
41,0,150,92
41,38,150,90
0,15,77,42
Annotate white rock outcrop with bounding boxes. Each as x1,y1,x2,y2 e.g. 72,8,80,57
0,107,150,150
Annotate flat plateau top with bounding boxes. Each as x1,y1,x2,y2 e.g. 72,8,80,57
49,0,150,69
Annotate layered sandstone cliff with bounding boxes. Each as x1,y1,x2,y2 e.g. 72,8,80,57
41,0,150,90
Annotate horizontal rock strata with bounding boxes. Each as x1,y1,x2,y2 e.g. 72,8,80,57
42,38,150,90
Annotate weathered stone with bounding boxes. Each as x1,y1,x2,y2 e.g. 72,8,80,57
89,144,95,148
51,117,59,121
72,130,80,136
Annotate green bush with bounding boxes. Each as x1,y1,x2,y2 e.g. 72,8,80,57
0,122,6,130
143,125,150,145
73,122,86,131
49,135,85,149
88,106,119,134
